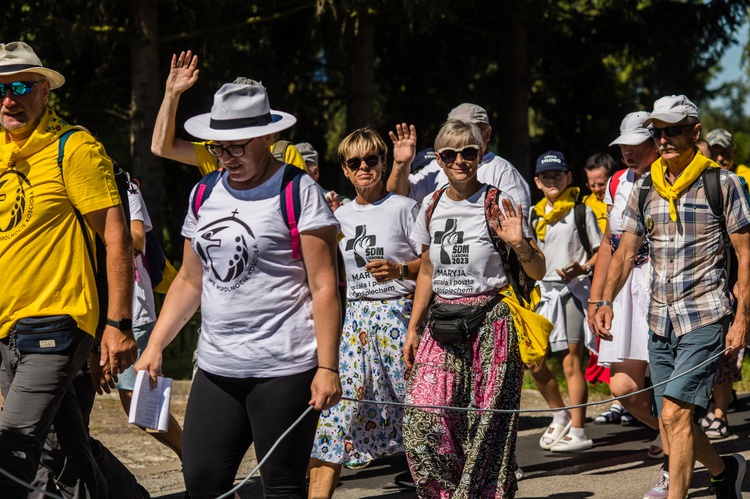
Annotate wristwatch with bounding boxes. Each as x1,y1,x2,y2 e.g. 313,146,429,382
595,301,614,311
107,318,133,331
399,263,409,280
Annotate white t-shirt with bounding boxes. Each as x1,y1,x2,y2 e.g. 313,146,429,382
336,193,421,300
604,168,646,236
181,165,340,378
531,204,602,282
411,185,533,299
128,187,156,327
408,152,532,217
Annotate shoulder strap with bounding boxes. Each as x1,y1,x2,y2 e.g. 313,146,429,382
424,186,448,236
574,202,592,258
57,129,96,275
638,175,653,223
191,169,224,217
702,167,732,282
271,140,292,161
280,164,305,259
609,168,626,202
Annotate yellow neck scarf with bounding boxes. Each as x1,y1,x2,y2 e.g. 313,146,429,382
1,108,77,170
650,150,716,222
533,186,579,241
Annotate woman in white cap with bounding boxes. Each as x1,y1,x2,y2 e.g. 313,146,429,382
135,80,342,499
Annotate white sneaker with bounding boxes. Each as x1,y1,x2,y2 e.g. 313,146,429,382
643,468,669,499
549,433,593,452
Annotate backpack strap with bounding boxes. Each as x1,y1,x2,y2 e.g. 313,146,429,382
191,169,224,217
574,202,592,258
280,164,305,260
608,168,626,203
271,140,292,161
637,174,653,227
702,167,732,282
424,186,448,236
57,129,96,275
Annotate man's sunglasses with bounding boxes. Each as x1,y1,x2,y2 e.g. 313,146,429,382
649,124,694,139
345,154,380,170
0,80,44,97
437,145,480,164
206,138,255,158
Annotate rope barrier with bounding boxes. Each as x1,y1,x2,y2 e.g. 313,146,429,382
0,466,63,499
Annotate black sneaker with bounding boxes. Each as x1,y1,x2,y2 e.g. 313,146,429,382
709,454,746,498
394,471,416,488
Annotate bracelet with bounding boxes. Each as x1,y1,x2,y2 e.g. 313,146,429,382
515,244,535,263
595,300,614,311
587,299,603,305
318,366,339,374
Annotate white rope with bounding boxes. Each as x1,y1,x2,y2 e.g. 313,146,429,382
0,465,64,499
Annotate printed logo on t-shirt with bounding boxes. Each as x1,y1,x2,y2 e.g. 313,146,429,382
433,219,469,264
0,169,34,240
194,212,259,291
344,225,384,267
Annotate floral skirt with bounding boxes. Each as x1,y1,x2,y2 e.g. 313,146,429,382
403,293,523,499
310,297,411,465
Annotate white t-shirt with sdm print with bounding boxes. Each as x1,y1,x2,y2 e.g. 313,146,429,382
181,165,340,378
411,185,533,299
336,193,421,300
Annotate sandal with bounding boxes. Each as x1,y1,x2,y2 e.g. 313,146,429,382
594,404,623,424
700,412,715,430
648,434,664,460
539,420,572,450
705,418,730,440
620,407,635,425
550,432,593,452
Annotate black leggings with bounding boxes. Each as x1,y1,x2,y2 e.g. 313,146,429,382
182,367,319,499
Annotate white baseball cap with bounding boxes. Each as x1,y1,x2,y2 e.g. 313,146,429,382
609,111,652,146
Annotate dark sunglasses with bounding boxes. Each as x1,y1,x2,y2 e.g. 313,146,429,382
205,138,255,158
437,145,480,164
345,154,380,170
649,124,694,139
0,80,44,97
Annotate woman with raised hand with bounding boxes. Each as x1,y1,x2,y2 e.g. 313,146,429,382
402,119,546,498
136,80,341,499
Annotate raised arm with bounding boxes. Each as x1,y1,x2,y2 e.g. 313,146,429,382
386,123,416,196
151,50,201,166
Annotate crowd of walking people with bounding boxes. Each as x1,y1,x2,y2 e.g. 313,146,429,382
1,40,749,499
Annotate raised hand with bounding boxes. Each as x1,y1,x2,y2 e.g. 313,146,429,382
488,198,525,247
389,123,417,167
167,50,199,95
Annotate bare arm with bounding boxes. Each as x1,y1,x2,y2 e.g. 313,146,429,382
587,209,613,333
85,204,136,375
403,246,434,369
386,123,416,196
593,230,644,340
727,226,750,352
364,257,421,281
151,50,201,166
135,238,204,384
131,219,145,253
300,226,343,411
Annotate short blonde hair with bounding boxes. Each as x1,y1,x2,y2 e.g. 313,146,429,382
338,127,388,165
434,119,483,151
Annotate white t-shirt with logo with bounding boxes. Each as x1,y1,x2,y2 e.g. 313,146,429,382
411,185,533,299
181,166,340,378
336,193,420,300
128,187,156,327
604,169,644,236
408,152,532,217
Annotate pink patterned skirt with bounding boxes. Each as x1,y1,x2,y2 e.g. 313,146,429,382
403,292,523,498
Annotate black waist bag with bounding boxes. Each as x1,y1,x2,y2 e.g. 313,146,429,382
427,295,502,344
12,315,79,354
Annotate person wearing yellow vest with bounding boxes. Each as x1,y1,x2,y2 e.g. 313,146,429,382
582,152,615,234
0,41,136,498
151,50,307,175
594,95,750,498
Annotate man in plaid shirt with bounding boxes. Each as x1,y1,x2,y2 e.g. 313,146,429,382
594,95,750,499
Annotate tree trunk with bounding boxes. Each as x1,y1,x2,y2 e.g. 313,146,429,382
496,5,530,184
130,0,163,231
345,14,375,131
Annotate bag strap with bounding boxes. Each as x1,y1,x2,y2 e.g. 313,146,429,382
271,140,292,161
424,185,448,235
57,129,97,275
279,164,305,260
637,174,653,226
574,202,592,258
191,169,224,217
702,167,732,284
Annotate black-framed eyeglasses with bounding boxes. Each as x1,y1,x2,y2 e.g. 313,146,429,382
0,80,44,97
437,145,480,164
345,154,380,170
205,138,255,158
649,124,694,139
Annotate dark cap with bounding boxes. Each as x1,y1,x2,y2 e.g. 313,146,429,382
535,150,569,175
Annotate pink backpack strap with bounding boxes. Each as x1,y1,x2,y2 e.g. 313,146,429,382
284,180,301,259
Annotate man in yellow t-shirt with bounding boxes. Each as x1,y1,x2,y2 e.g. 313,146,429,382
152,50,306,176
706,128,750,186
0,42,136,498
582,152,615,233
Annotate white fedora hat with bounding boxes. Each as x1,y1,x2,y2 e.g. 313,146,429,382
0,41,65,89
184,80,296,141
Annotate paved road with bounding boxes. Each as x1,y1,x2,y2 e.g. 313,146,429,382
157,392,750,498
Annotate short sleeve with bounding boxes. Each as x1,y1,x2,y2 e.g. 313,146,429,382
406,200,422,253
410,200,431,249
282,144,309,173
127,185,153,232
297,175,339,233
723,171,750,234
603,177,614,206
181,184,200,240
63,133,120,215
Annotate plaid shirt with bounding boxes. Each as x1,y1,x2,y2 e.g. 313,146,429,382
621,169,750,337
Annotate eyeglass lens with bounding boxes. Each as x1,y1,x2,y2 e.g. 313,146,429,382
0,81,41,97
438,146,479,164
206,138,255,158
345,155,380,170
649,124,692,139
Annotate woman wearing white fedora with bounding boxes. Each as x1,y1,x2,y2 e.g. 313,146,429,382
136,80,342,499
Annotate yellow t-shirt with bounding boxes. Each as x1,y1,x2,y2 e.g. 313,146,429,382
734,164,750,187
0,109,120,339
583,193,608,234
192,141,308,177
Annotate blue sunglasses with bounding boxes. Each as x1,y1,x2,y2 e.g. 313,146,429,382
0,80,44,97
